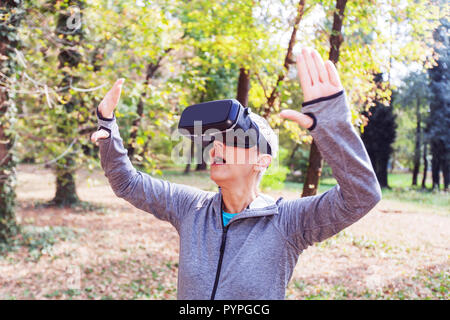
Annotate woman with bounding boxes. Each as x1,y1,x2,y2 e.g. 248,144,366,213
91,47,381,300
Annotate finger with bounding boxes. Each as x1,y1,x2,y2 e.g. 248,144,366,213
91,129,110,143
325,60,342,89
107,78,124,108
296,53,312,90
311,49,328,83
279,109,314,129
99,79,125,118
302,47,320,85
90,131,100,143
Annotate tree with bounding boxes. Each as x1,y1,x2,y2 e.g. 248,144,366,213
302,0,347,197
426,18,449,191
177,0,284,172
394,71,430,186
50,1,85,206
361,73,397,188
296,0,439,195
14,0,183,206
0,0,24,242
421,141,429,189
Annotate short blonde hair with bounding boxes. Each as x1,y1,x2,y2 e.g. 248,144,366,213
249,113,278,159
249,113,278,186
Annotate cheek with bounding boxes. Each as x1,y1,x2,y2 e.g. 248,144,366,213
231,164,255,180
226,148,253,165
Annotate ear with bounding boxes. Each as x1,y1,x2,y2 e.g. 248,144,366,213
254,154,272,172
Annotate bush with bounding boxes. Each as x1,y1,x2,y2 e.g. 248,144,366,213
260,165,290,190
261,147,290,190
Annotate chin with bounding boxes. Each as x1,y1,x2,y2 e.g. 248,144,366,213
210,165,229,185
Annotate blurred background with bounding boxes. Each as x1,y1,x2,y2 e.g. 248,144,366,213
0,0,448,300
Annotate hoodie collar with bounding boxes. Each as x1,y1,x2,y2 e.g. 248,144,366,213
212,187,280,226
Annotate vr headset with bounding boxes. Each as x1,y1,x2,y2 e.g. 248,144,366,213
178,99,272,155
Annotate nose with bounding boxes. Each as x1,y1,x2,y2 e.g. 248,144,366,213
209,139,224,158
213,139,224,148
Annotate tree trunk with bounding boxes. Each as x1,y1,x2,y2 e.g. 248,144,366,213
430,140,442,191
431,152,440,190
196,161,208,171
288,144,300,171
50,1,84,206
302,141,323,197
301,142,323,196
328,0,347,63
377,155,390,188
421,142,428,189
236,68,250,107
390,152,396,173
302,0,347,197
184,140,195,175
196,139,209,171
0,0,23,242
192,86,210,172
443,156,449,192
430,143,448,191
53,155,79,206
412,97,421,186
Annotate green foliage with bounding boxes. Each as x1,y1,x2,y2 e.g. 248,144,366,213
260,165,290,191
0,225,82,261
0,0,25,242
2,0,445,214
260,147,290,190
391,69,431,175
426,17,450,190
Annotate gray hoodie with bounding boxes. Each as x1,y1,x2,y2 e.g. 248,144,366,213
96,90,382,300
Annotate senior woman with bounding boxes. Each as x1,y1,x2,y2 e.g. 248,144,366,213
91,47,381,300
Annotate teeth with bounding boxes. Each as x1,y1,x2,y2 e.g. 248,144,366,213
214,156,225,163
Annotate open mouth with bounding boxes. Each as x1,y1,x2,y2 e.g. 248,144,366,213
212,155,226,165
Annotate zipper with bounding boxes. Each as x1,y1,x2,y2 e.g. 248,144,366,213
210,223,229,300
209,191,278,300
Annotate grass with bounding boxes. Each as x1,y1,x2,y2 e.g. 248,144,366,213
381,173,449,214
288,172,448,212
160,169,448,212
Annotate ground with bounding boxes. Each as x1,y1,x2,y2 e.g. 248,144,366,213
0,164,448,300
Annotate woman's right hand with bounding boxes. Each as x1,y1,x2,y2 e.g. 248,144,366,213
91,78,125,145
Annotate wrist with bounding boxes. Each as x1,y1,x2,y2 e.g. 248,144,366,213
302,90,344,107
96,106,115,121
302,112,317,131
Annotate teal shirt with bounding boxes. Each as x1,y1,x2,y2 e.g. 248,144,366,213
222,210,238,226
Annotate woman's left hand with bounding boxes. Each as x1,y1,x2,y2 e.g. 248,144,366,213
280,47,344,129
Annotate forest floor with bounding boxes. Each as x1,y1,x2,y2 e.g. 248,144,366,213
0,164,448,300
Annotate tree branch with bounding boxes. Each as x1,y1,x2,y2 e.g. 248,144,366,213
262,0,306,118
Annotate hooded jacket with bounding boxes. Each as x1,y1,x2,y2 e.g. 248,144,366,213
96,90,382,300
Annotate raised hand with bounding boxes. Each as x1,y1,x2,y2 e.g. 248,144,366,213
280,47,343,129
91,78,124,145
